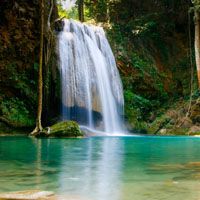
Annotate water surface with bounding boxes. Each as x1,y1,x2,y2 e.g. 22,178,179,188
0,136,200,200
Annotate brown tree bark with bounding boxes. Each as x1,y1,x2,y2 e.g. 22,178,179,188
194,10,200,88
78,0,84,22
30,0,44,135
47,0,53,33
43,0,54,125
106,1,110,23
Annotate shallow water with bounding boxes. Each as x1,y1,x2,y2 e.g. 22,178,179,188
1,136,200,200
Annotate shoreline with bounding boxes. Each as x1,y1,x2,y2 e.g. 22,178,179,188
0,133,27,136
0,133,200,137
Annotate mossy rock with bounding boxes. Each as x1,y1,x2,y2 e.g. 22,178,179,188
37,121,83,138
147,116,172,134
161,128,188,136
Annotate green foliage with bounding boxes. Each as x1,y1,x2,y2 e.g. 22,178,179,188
9,63,38,93
67,125,82,136
124,88,151,121
57,4,79,19
45,70,51,89
84,0,120,22
1,98,35,127
190,0,200,12
1,63,39,128
187,88,200,100
130,15,159,39
34,63,38,71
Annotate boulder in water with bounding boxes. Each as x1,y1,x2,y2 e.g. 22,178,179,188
34,121,83,138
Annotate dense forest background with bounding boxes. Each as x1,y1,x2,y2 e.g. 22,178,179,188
1,0,200,135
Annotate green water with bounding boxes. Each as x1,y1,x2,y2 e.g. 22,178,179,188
1,136,200,200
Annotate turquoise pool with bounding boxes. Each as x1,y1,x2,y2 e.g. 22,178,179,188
0,136,200,200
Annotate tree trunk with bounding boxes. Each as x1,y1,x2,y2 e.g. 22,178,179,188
43,0,54,125
30,0,44,135
47,0,53,32
194,10,200,88
78,0,84,22
106,0,110,23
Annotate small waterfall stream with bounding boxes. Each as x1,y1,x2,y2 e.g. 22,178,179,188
59,19,124,134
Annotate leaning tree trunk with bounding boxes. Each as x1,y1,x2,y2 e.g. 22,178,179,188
78,0,84,22
194,10,200,88
30,0,44,135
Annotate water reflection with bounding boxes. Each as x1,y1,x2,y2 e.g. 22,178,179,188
1,137,200,200
58,137,124,200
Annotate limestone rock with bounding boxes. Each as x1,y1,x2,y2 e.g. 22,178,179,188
188,126,200,135
190,99,200,123
159,129,167,135
159,128,188,136
175,117,193,128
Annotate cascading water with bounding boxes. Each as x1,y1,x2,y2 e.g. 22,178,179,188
59,19,125,134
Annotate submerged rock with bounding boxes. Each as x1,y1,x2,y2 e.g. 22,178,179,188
0,190,54,200
35,121,83,138
0,190,91,200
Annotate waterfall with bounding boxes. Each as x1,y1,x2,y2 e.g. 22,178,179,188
59,19,124,134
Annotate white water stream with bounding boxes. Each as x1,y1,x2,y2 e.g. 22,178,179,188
59,19,124,134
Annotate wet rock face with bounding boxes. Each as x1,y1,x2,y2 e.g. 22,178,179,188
0,0,60,128
188,126,200,135
0,0,56,59
175,117,193,129
0,0,40,128
190,100,200,124
55,20,65,32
